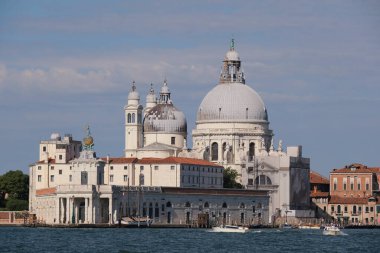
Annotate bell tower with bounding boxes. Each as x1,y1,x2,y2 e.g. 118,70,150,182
124,81,143,157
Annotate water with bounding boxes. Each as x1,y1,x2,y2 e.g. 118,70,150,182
0,227,378,253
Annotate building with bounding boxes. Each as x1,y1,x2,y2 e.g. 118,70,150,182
328,163,380,225
309,171,330,220
29,40,312,225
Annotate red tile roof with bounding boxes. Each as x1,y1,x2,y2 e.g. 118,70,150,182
329,195,371,204
310,191,329,198
100,157,221,167
310,171,329,184
36,158,56,164
331,163,380,174
100,157,138,164
138,157,223,167
36,187,56,196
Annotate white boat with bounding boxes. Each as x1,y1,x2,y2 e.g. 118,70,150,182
121,216,153,227
282,223,293,229
298,224,321,229
211,225,249,233
323,225,341,236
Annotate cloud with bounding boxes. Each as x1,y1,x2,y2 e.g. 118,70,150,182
0,63,7,85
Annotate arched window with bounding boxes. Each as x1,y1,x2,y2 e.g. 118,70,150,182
127,113,132,123
204,202,209,208
222,202,227,208
353,205,357,214
249,143,255,161
132,113,136,123
337,205,341,214
254,175,272,185
185,202,191,208
166,201,172,208
211,142,218,161
240,203,245,209
222,142,226,160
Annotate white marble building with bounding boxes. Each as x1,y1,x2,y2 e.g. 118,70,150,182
29,40,311,225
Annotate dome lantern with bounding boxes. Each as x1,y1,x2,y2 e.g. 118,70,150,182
220,38,245,84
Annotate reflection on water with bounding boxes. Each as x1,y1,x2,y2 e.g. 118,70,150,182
0,227,378,253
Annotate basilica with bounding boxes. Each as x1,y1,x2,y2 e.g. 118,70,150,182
29,40,312,226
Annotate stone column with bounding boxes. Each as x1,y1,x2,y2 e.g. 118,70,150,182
89,197,93,224
85,198,89,223
66,197,70,224
109,197,113,224
60,198,64,223
55,197,60,224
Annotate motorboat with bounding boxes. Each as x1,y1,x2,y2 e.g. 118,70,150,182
120,216,153,227
323,225,341,236
298,224,321,229
281,223,293,229
211,225,249,233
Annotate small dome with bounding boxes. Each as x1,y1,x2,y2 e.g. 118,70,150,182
225,50,240,61
50,133,61,140
146,84,156,103
83,136,94,146
161,80,170,94
144,104,187,133
128,81,140,100
197,82,268,122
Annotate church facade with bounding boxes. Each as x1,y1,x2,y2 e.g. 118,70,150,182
29,40,311,226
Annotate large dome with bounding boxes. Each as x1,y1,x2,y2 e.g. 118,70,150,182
144,104,187,133
197,82,268,122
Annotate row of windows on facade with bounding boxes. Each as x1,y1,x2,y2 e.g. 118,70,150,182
332,178,371,191
109,165,222,173
42,146,77,153
126,112,142,124
37,174,71,183
247,175,272,186
209,142,255,161
180,175,222,185
330,205,375,214
140,201,263,210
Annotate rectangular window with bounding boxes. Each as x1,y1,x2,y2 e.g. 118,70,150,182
370,207,374,212
333,178,337,191
51,166,54,170
343,178,347,190
38,166,41,170
366,183,369,191
358,206,362,212
124,166,128,170
43,146,46,152
59,155,62,160
365,206,369,213
170,166,175,170
358,179,361,190
38,175,42,182
344,206,348,213
248,179,253,185
110,166,114,170
69,175,72,182
81,171,88,185
50,175,54,182
124,175,128,182
110,175,114,182
154,166,159,170
59,170,62,175
331,205,335,212
171,137,175,145
140,166,144,171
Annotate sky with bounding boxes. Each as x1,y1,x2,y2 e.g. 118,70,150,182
0,0,379,177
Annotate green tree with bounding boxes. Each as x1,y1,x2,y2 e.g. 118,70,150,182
5,199,29,211
0,170,29,201
223,167,243,189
